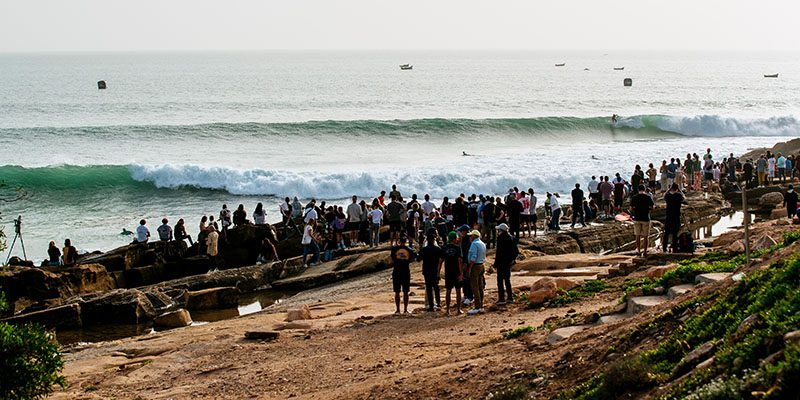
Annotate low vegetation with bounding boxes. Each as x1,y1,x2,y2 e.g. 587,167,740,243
0,291,65,399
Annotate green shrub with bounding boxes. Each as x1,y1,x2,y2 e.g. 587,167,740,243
0,292,65,399
486,385,528,400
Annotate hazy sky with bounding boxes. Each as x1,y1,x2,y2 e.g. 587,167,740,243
1,0,798,52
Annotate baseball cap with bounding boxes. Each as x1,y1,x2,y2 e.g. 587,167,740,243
458,224,470,232
495,223,509,232
447,231,458,243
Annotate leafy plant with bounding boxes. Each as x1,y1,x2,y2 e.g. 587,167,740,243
0,291,66,399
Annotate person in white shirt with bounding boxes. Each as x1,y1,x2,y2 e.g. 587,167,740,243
136,219,150,244
548,193,561,231
368,200,384,247
346,195,364,246
588,176,599,202
303,200,318,224
301,220,320,267
420,194,436,221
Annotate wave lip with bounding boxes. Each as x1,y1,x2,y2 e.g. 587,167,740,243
2,114,796,139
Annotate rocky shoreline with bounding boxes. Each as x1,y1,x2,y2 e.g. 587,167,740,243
2,184,790,337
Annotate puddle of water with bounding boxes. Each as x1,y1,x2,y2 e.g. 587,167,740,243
56,289,292,346
655,211,744,249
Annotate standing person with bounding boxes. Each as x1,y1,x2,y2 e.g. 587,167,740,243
157,218,173,241
377,191,387,207
386,195,405,246
693,154,703,191
493,223,518,305
420,194,436,222
359,200,369,246
767,154,776,184
198,216,208,255
481,197,496,247
783,185,798,220
406,204,421,248
467,194,480,228
346,195,363,246
253,203,267,225
390,235,416,314
280,197,298,238
367,199,383,247
728,153,738,182
612,175,627,214
506,193,523,240
631,165,644,195
663,183,686,252
174,218,194,246
743,159,754,189
452,196,468,228
457,224,474,306
520,191,531,238
418,232,443,311
442,231,464,315
666,159,677,188
528,188,539,237
570,183,586,228
684,154,695,190
219,204,232,235
757,155,768,187
466,230,487,315
777,153,787,183
587,176,599,202
47,241,61,266
599,176,614,216
548,193,562,231
62,239,78,266
389,185,402,203
630,184,655,257
646,165,657,194
301,219,320,267
135,219,150,244
205,225,220,273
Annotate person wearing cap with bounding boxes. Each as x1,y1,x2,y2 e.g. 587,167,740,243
390,235,416,314
466,229,487,315
418,231,443,311
206,224,220,273
442,231,464,315
783,185,798,220
457,224,474,304
493,223,518,305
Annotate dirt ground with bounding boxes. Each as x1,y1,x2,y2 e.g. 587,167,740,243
51,257,637,400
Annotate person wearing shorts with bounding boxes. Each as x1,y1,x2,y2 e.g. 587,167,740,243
630,184,655,257
442,231,464,314
390,235,416,314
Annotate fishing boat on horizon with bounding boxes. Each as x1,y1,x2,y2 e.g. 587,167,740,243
555,63,566,67
763,73,778,78
613,67,624,70
400,64,413,70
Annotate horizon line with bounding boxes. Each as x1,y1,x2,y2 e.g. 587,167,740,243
2,48,800,55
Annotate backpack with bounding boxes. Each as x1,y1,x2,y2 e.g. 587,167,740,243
677,232,694,253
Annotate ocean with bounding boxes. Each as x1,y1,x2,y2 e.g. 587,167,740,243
0,51,797,260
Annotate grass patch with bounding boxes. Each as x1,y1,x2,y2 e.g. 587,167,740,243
548,280,609,308
504,326,534,340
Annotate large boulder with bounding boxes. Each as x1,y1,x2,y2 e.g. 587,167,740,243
759,192,784,210
528,278,559,305
184,287,240,310
0,264,115,310
80,289,157,325
153,309,192,328
1,303,82,329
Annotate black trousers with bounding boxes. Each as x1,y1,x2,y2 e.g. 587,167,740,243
496,264,513,302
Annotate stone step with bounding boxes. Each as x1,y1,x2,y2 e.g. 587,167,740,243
598,313,630,325
667,284,695,299
627,295,669,315
532,268,601,277
695,273,731,284
545,325,588,344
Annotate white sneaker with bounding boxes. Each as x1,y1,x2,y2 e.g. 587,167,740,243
467,308,480,315
463,298,473,306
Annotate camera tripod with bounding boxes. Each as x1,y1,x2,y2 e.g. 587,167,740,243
4,216,26,265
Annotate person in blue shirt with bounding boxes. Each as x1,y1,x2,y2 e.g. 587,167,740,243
466,230,487,315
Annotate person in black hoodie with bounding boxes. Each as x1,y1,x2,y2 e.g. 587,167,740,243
418,232,443,311
784,185,798,220
506,195,523,240
493,223,519,304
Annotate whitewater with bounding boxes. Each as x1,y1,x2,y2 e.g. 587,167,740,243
1,51,798,259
